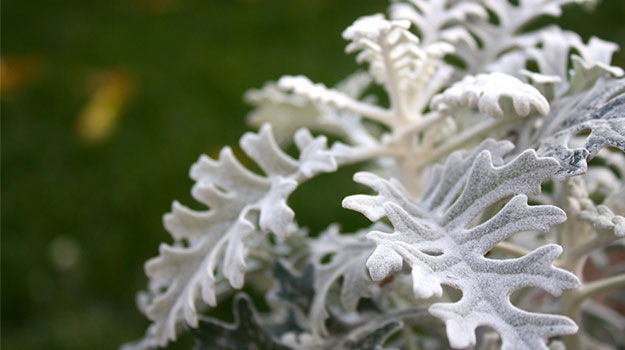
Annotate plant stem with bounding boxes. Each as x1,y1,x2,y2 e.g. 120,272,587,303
491,242,531,257
335,145,395,166
559,234,613,272
402,327,419,350
337,99,395,125
578,273,625,300
394,111,447,140
413,118,508,169
379,33,410,123
562,273,625,350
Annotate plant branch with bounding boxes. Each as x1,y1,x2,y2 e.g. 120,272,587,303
413,117,509,169
402,328,419,350
578,273,625,301
491,241,531,258
335,145,396,166
562,273,625,350
559,233,618,272
379,33,409,122
317,97,395,126
394,110,448,140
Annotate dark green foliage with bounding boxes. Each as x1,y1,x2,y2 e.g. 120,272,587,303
343,321,403,350
266,308,306,339
190,294,290,350
270,261,315,311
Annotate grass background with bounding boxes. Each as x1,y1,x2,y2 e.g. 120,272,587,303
2,0,624,349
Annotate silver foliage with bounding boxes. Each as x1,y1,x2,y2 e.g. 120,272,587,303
431,72,550,118
133,125,337,348
535,77,625,179
344,140,580,349
128,1,625,349
308,224,380,337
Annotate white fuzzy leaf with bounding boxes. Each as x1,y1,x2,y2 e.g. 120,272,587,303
389,0,487,48
245,82,322,145
394,0,596,75
343,14,454,118
134,124,337,348
431,72,550,118
579,205,625,237
489,26,623,95
277,75,394,126
343,139,579,350
475,0,597,72
308,224,382,337
569,176,625,239
246,72,380,150
260,14,454,142
535,77,625,179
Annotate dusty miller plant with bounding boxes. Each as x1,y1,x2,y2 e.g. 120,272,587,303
125,0,625,349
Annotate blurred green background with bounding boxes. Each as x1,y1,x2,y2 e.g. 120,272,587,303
2,0,624,349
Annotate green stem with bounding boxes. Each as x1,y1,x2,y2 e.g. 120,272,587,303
402,327,419,350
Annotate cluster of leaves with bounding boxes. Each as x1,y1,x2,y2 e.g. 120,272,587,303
126,0,625,349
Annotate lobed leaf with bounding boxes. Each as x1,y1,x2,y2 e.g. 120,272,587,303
246,72,380,151
535,77,625,179
344,139,580,349
389,0,487,48
132,124,337,348
190,293,290,350
343,321,403,350
430,72,550,118
267,261,315,312
343,14,453,118
392,0,598,76
308,225,380,336
488,26,623,97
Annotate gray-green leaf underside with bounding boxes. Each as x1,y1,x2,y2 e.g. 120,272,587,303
535,77,625,179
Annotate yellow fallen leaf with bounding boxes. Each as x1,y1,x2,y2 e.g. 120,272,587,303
76,71,134,144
